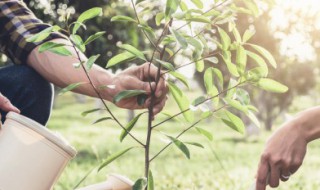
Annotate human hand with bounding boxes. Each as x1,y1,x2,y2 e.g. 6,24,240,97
108,63,168,116
0,93,20,113
256,119,307,190
0,92,20,126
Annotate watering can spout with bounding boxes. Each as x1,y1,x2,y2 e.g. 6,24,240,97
76,174,134,190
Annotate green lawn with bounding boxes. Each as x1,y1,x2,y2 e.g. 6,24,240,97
50,94,320,190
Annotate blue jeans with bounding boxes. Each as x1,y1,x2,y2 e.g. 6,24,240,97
0,64,53,125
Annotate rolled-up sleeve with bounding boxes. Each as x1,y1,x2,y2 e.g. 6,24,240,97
0,0,67,64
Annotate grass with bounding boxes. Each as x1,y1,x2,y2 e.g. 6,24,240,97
50,93,320,190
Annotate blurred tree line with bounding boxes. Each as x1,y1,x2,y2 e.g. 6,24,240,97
1,0,319,131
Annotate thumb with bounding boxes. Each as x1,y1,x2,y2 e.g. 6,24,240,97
0,94,20,113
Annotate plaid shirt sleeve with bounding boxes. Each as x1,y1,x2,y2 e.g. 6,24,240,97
0,0,67,64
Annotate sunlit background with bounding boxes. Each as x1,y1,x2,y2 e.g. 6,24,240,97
2,0,320,189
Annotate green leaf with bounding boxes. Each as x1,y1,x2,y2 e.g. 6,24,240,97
213,68,224,87
195,127,213,141
186,16,210,23
205,57,219,64
168,82,194,122
138,24,156,39
155,12,165,26
137,94,148,106
191,0,203,9
120,112,146,142
92,117,113,125
165,0,180,19
28,33,50,43
39,42,65,53
232,27,242,43
204,68,219,105
218,27,231,50
244,1,260,17
222,51,240,77
247,105,259,112
169,71,190,89
86,54,100,70
257,78,288,93
221,51,240,77
185,142,204,149
84,31,106,45
27,25,60,43
118,44,146,61
106,52,136,68
81,108,103,117
243,29,255,43
236,88,250,105
246,50,268,77
74,7,102,34
133,178,147,190
187,38,203,51
203,9,220,17
70,34,85,52
165,48,174,57
78,7,102,23
224,98,248,113
48,46,72,56
59,82,84,95
196,59,204,72
236,45,247,72
179,1,188,11
246,111,260,128
247,43,277,68
155,59,175,71
170,27,188,49
167,135,190,159
113,90,147,103
226,78,238,99
204,68,219,96
147,170,154,190
222,110,245,134
98,147,134,172
111,15,137,23
192,96,206,106
70,22,87,34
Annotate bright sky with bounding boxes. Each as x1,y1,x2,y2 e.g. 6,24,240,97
269,0,320,62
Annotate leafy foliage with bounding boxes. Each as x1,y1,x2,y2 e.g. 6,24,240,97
28,1,289,189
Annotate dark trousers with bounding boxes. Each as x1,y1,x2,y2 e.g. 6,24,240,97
0,64,53,125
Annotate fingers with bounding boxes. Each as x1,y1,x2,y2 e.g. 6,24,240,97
269,164,280,188
256,155,269,190
141,62,158,81
152,95,167,115
141,63,168,98
0,93,20,113
280,169,291,182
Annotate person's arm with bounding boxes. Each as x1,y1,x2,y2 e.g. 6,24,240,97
256,106,320,190
0,0,167,115
27,39,167,114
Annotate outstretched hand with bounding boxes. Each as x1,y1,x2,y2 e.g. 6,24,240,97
256,119,307,190
108,63,168,116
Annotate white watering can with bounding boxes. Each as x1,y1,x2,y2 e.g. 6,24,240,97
0,112,133,190
0,112,76,190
